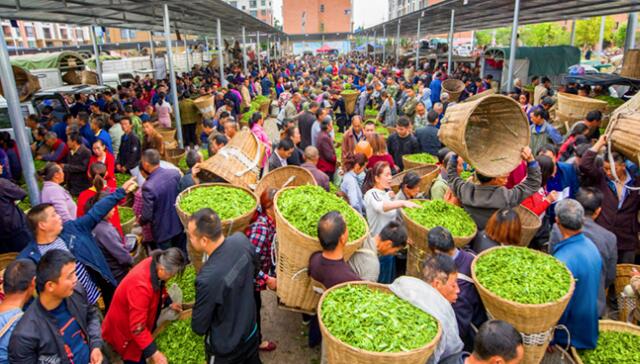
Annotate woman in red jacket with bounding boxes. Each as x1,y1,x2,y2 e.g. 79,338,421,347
316,118,337,179
521,155,558,215
88,139,117,189
78,162,125,237
102,248,187,364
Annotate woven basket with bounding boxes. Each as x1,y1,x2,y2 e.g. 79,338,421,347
402,155,437,170
165,148,186,167
612,90,640,120
157,127,176,143
462,88,495,103
254,165,316,200
0,65,41,102
571,320,640,364
400,200,477,278
81,70,99,85
614,264,640,321
120,207,135,235
0,253,18,272
175,183,258,271
274,186,368,313
442,79,465,102
152,309,193,338
263,118,280,145
390,165,439,194
604,112,640,165
514,205,542,247
438,94,530,177
193,95,215,119
620,49,640,79
198,130,265,190
342,91,359,115
555,109,584,128
557,93,607,122
62,70,81,85
318,281,442,364
472,246,575,334
258,98,271,117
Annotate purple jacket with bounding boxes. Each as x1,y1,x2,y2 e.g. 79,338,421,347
41,181,77,223
452,248,487,349
301,162,330,192
139,167,182,243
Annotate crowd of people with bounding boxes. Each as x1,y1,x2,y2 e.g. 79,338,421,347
0,50,638,364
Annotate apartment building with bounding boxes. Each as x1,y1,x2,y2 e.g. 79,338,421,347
225,0,274,26
2,20,90,49
283,0,352,34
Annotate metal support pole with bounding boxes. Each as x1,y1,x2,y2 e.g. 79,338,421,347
416,17,421,70
216,19,226,87
184,36,190,71
395,20,401,66
242,27,248,75
89,25,102,85
598,16,606,54
626,13,638,50
365,33,369,57
373,30,377,61
257,32,262,72
570,19,576,46
149,32,156,75
0,19,39,205
267,35,271,63
204,35,209,58
382,25,386,63
447,9,455,74
470,30,475,51
506,0,521,94
163,3,183,148
287,37,290,56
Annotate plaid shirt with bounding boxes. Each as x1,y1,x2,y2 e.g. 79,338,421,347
245,212,276,291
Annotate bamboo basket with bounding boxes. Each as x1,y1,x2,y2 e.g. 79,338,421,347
514,205,542,247
620,49,640,79
152,309,193,338
258,98,271,117
0,253,18,272
81,70,99,85
119,207,135,235
342,91,359,115
571,320,640,364
390,165,439,194
555,109,584,128
157,127,176,143
604,112,640,165
438,94,530,177
264,118,280,145
175,183,258,271
402,155,438,170
557,92,607,122
318,281,442,364
612,91,640,120
193,95,215,119
254,165,316,200
165,148,186,167
441,79,465,102
197,130,265,190
0,65,41,102
400,200,477,278
614,264,640,322
62,70,81,85
462,88,495,103
472,246,575,364
274,186,368,313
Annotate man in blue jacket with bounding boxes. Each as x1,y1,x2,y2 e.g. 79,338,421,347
19,180,136,308
552,199,601,349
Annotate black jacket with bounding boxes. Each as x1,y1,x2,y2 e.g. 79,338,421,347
386,133,421,170
0,178,31,252
9,286,102,364
63,145,92,196
298,111,316,150
116,132,141,172
415,125,442,156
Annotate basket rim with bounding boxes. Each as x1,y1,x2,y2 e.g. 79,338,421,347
256,165,317,187
471,246,576,309
401,153,439,165
273,186,369,245
175,182,258,224
317,281,443,358
399,199,478,241
570,319,640,364
391,164,439,185
515,205,542,229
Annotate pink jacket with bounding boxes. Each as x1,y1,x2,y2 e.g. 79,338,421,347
251,123,272,168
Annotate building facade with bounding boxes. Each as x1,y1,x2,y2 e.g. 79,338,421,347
224,0,274,26
2,20,90,49
283,0,352,34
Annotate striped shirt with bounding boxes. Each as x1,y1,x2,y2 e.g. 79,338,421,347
37,238,101,305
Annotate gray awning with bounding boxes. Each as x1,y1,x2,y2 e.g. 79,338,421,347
362,0,640,37
0,0,284,37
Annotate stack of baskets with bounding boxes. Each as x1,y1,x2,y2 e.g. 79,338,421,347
254,165,316,199
0,65,41,102
157,127,177,150
317,281,442,364
341,91,359,115
81,70,99,85
472,247,576,364
399,200,477,278
62,70,81,85
175,183,258,271
274,187,369,313
571,320,640,364
390,165,439,194
441,79,465,102
514,206,542,247
556,92,607,127
439,94,530,177
198,130,265,190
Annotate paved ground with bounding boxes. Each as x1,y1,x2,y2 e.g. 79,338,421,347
259,291,321,364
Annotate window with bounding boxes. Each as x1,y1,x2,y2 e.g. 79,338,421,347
28,40,36,48
320,4,325,12
2,25,11,38
230,1,237,8
261,0,266,6
261,9,266,16
75,29,84,40
250,10,257,16
42,27,52,39
250,0,257,8
120,29,137,39
320,22,325,33
25,26,35,37
60,28,68,39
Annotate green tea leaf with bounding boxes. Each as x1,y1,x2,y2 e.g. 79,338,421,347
178,186,255,220
403,200,476,237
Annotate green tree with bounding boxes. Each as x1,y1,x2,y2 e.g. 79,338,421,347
575,16,616,47
474,27,512,47
519,22,570,46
